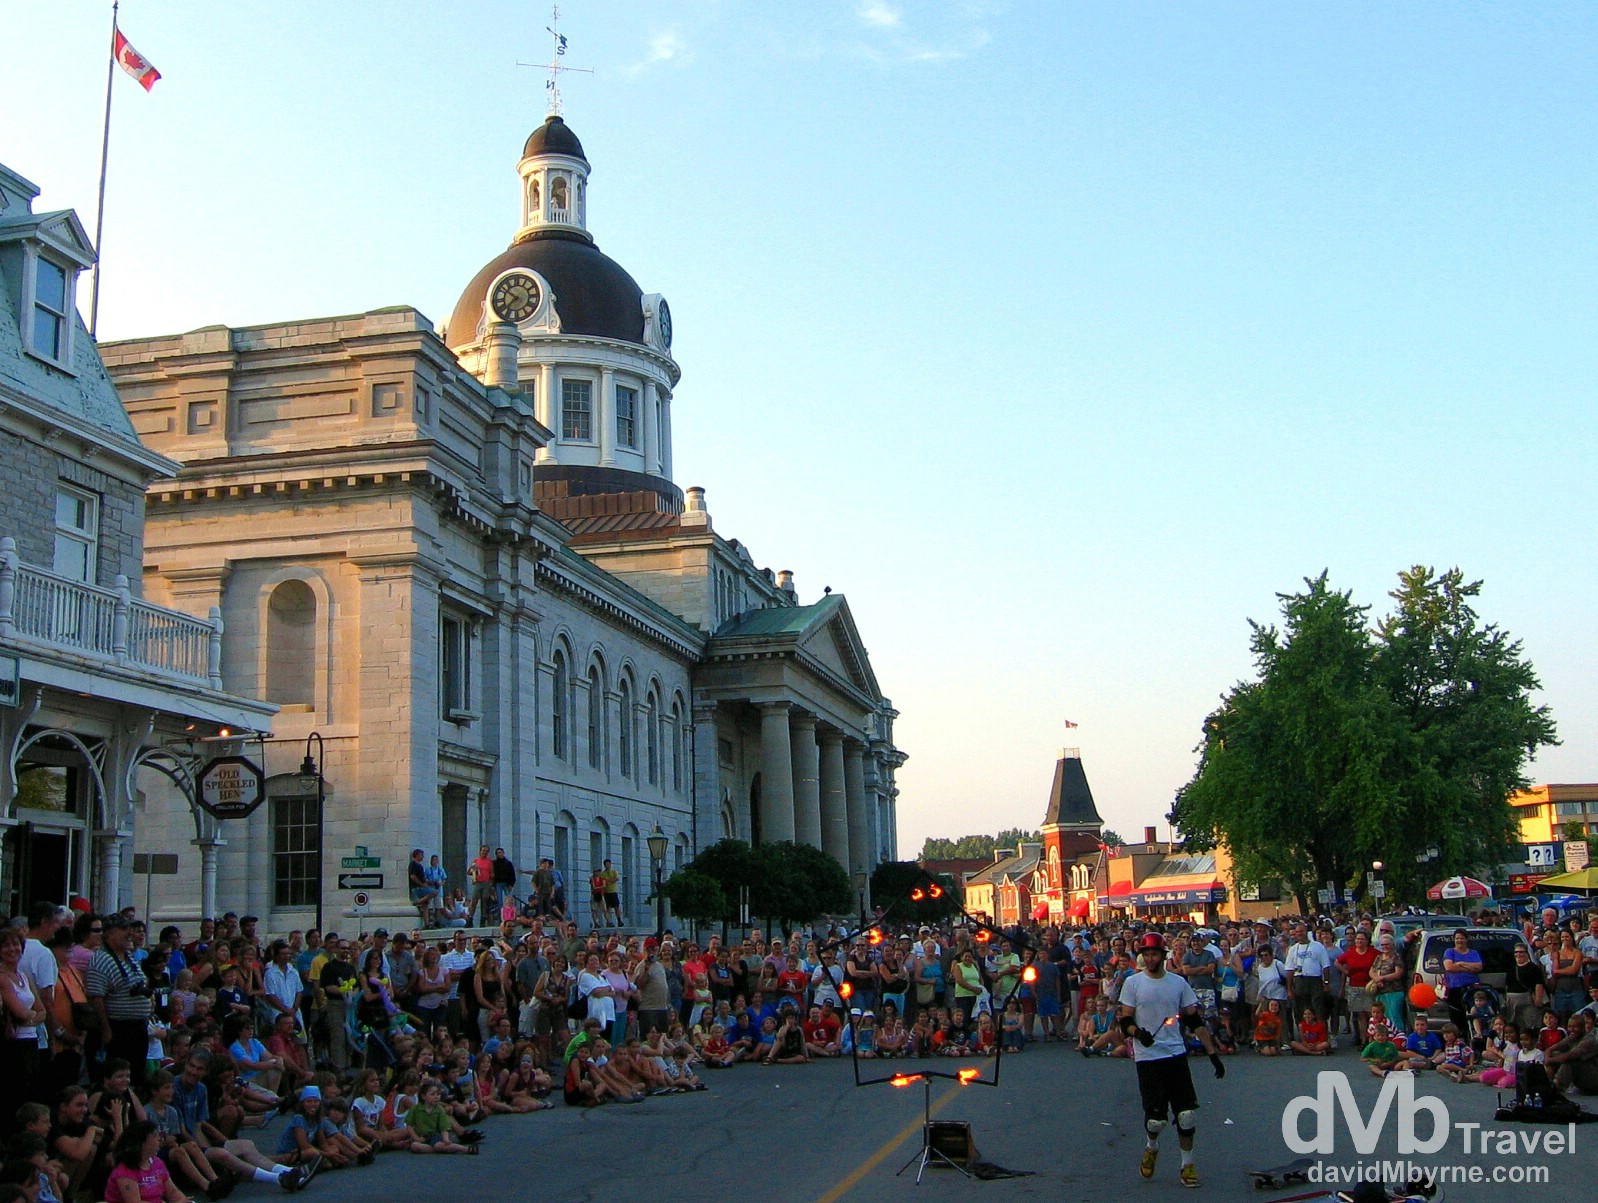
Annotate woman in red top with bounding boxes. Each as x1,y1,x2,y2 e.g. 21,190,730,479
1337,931,1378,1041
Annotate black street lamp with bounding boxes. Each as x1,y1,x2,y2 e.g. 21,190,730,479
646,825,669,940
298,732,326,933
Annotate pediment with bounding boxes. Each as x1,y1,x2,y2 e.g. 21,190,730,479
795,597,880,702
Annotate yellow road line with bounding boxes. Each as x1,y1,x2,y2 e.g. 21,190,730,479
814,1085,959,1203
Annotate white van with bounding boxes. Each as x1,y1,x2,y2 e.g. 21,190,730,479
1402,926,1533,1021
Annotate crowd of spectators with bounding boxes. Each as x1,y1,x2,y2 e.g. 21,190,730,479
3,882,1598,1203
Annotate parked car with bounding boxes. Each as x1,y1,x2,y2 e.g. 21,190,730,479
1402,925,1533,1021
1376,912,1472,944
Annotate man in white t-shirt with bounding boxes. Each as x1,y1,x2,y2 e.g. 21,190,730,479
1284,923,1333,1039
1118,932,1223,1190
22,903,63,1052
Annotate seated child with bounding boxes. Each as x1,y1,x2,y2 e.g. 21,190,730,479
876,1015,908,1058
972,1012,999,1057
1476,1025,1520,1088
1361,1017,1403,1078
1212,1006,1238,1054
1466,990,1497,1048
1254,999,1284,1056
1000,1001,1025,1054
1434,1024,1475,1082
320,1097,375,1166
1537,1011,1566,1054
406,1082,475,1152
1291,1010,1330,1056
276,1087,340,1168
854,1013,878,1059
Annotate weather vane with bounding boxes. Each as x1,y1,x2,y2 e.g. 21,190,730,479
518,4,593,118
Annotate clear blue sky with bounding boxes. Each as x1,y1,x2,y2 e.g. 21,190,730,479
10,1,1596,854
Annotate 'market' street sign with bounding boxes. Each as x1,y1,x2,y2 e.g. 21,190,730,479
196,755,266,821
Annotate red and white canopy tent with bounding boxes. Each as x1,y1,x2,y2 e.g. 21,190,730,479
1426,876,1492,911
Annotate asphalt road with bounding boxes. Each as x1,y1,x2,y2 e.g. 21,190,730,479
251,1043,1596,1201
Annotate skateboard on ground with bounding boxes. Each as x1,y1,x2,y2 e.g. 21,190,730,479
1247,1157,1315,1189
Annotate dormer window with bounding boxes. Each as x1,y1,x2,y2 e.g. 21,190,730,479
26,254,74,368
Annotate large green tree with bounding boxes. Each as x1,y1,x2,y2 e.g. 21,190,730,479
1370,567,1558,899
662,838,852,931
1171,568,1556,912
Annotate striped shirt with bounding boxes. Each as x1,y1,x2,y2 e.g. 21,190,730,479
85,949,151,1021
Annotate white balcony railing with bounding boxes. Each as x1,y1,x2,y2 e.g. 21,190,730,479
0,537,222,689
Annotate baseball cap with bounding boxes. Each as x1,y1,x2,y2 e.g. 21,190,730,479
372,927,390,938
850,1007,862,1016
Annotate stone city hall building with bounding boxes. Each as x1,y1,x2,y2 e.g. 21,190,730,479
99,115,904,930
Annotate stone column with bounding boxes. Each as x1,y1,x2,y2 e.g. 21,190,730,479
536,363,557,462
598,367,617,466
790,711,822,849
691,703,721,846
757,702,796,843
844,739,870,877
660,394,673,479
96,832,128,912
642,381,658,476
193,836,225,920
819,731,849,869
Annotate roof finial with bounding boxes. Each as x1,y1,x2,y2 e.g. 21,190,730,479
519,4,593,118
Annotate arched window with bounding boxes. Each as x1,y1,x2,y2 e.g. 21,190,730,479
670,700,684,792
527,178,540,219
645,689,660,785
617,679,633,778
551,652,568,760
586,666,603,770
265,580,316,706
550,175,569,216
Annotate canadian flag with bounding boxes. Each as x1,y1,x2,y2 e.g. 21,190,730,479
113,28,161,92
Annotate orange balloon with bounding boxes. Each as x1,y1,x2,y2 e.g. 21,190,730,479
1408,983,1438,1010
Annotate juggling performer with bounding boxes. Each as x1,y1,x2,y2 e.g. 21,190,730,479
1116,932,1226,1189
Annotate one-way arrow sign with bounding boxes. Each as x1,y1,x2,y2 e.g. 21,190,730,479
337,872,384,891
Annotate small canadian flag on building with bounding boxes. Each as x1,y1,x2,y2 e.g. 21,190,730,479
113,27,161,92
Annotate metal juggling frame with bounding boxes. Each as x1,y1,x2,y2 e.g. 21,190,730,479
809,871,1043,1182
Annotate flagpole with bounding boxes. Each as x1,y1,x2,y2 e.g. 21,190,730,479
90,0,119,337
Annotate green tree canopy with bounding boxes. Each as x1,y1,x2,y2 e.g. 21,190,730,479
920,827,1039,861
1101,829,1125,848
1171,568,1556,911
663,839,851,929
659,869,728,927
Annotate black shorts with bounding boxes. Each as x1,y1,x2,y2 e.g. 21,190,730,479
604,892,621,908
1135,1054,1198,1123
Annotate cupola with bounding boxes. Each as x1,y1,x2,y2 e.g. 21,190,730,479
517,115,590,238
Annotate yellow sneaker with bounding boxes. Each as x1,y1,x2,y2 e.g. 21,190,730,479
1180,1163,1199,1189
1139,1147,1158,1180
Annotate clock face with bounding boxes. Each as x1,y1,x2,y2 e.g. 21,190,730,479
490,272,541,323
657,298,673,349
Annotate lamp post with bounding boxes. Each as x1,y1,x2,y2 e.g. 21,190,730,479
646,824,669,940
854,871,868,928
298,732,326,933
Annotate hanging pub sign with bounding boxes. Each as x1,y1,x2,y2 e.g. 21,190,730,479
196,755,266,821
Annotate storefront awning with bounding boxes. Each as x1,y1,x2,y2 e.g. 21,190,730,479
1129,878,1227,906
1068,897,1091,918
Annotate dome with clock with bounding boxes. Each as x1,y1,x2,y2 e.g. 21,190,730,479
447,113,680,515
